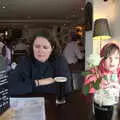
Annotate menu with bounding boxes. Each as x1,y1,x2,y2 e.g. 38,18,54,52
10,97,46,120
0,70,9,115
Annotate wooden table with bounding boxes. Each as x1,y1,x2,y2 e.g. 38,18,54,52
45,91,91,120
12,90,92,120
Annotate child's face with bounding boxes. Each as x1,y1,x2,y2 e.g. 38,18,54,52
105,50,120,72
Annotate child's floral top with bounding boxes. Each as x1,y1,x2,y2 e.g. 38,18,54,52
83,54,120,106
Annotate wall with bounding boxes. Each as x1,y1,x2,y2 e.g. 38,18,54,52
85,0,93,69
22,26,53,41
93,0,114,54
22,25,71,49
93,0,120,54
112,0,120,41
85,31,93,69
85,0,120,69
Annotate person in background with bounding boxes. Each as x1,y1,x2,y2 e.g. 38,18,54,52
8,31,72,96
63,35,84,65
13,38,27,62
2,40,13,73
0,41,6,71
14,38,27,52
83,43,120,120
63,34,84,90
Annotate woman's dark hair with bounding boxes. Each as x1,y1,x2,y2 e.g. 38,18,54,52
29,31,61,60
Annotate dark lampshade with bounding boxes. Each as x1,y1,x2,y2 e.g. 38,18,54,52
93,18,111,40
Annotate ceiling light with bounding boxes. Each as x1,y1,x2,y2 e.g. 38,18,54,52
2,6,6,9
93,18,111,40
93,18,111,50
5,31,8,36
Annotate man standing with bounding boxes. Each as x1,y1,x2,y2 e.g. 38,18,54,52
63,35,84,90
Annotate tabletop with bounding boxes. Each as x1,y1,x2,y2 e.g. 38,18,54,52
45,91,91,120
12,90,92,120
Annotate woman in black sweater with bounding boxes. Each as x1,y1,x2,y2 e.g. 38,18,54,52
8,32,72,95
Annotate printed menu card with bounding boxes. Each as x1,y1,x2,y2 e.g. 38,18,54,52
10,97,46,120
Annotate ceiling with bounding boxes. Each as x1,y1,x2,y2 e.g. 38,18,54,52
0,0,85,26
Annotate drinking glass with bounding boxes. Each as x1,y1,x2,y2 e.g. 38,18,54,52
54,77,67,104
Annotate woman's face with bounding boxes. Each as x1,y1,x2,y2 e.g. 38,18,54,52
33,37,52,62
105,50,120,72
